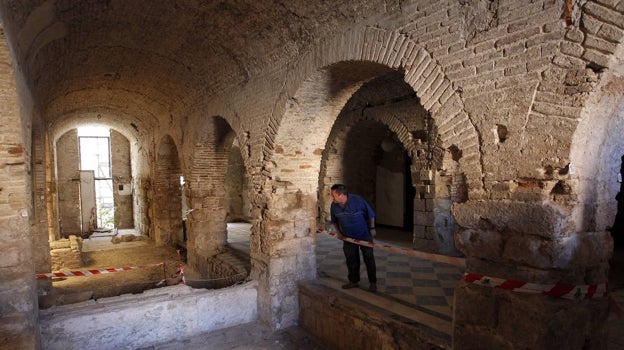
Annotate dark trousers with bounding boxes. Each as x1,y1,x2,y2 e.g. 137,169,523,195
343,240,376,284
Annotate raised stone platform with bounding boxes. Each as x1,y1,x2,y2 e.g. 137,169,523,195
298,279,451,349
50,235,84,271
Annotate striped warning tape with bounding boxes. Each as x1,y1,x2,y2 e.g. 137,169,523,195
463,272,609,300
316,228,466,268
171,263,185,285
36,262,165,279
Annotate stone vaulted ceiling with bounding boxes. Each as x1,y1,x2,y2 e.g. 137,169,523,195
0,0,391,128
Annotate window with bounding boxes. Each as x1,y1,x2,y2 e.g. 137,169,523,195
78,127,114,229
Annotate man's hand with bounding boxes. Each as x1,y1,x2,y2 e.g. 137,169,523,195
368,218,376,238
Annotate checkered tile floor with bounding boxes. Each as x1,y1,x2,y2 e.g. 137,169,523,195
315,229,462,318
228,223,463,319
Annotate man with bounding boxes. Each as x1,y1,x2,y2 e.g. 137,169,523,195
330,184,377,292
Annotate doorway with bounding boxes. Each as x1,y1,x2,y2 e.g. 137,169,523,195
78,127,114,230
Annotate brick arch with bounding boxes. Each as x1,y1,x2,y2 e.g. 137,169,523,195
362,110,420,159
256,26,482,330
317,93,452,233
318,113,416,220
184,101,251,171
318,109,421,187
267,26,483,197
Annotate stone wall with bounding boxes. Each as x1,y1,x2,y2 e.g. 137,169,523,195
299,281,450,349
0,25,39,349
111,129,133,229
54,128,136,235
0,0,623,348
39,282,258,349
153,135,183,246
56,130,81,236
49,235,84,271
226,144,252,222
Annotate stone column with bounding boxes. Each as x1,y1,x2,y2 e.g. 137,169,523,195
185,190,227,277
251,187,317,329
452,199,611,349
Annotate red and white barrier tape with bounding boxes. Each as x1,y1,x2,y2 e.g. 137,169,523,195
316,228,466,268
463,273,609,300
464,273,622,317
171,263,186,285
36,262,165,279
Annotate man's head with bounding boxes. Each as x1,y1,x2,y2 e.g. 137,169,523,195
330,184,348,205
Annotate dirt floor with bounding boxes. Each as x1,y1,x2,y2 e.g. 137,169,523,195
40,231,624,314
40,236,186,309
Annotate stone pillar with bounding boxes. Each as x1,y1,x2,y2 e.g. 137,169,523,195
185,193,227,277
251,187,317,329
0,27,40,346
452,199,611,349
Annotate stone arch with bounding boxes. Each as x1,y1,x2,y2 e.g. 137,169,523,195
49,112,145,145
255,27,478,330
48,113,149,237
265,26,482,196
316,70,458,254
184,116,238,276
153,134,183,246
318,98,423,223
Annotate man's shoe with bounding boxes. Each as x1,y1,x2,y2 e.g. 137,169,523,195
368,283,377,292
341,282,359,289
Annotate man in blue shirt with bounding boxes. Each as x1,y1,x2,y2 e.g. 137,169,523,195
330,184,377,292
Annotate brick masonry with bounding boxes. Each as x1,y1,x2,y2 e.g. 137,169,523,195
0,1,623,349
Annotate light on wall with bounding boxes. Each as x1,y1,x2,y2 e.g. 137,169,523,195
381,137,398,152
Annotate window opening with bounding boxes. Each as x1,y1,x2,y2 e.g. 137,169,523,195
78,127,114,229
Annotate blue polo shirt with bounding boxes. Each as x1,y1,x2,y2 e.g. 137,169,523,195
330,194,375,240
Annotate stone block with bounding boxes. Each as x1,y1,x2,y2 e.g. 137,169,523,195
502,235,552,269
50,236,84,270
453,284,497,327
497,293,604,349
0,247,20,268
452,200,575,238
413,198,426,211
49,239,71,249
560,41,584,57
424,226,435,240
565,28,584,43
453,327,512,350
414,210,434,226
40,282,258,349
455,229,503,260
121,234,136,242
299,281,451,349
413,225,426,239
